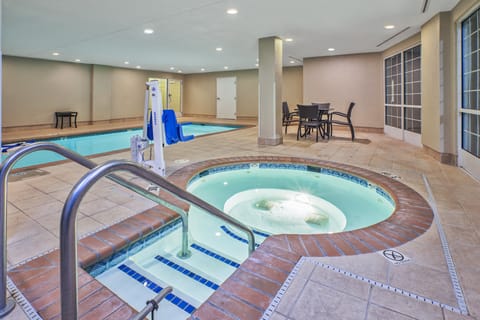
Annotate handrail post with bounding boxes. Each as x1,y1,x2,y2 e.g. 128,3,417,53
0,166,15,317
61,160,256,319
0,142,194,318
129,286,172,320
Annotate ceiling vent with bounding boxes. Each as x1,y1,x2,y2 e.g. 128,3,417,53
376,27,411,47
421,0,430,13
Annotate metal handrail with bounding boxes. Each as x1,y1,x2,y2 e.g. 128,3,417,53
60,160,255,319
130,286,173,320
0,142,189,316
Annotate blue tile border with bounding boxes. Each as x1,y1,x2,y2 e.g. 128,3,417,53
191,243,240,268
86,220,181,278
220,225,261,248
188,162,395,207
155,255,220,290
118,264,196,314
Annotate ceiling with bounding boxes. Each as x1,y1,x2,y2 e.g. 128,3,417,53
2,0,460,74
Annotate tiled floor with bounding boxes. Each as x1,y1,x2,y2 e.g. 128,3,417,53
2,118,480,319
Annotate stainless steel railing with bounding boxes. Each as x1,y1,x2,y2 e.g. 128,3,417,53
60,160,255,319
0,142,255,319
130,286,173,320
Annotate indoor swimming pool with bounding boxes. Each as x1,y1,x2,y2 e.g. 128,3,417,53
1,123,241,169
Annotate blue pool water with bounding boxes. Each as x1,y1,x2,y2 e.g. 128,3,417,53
1,123,241,169
187,163,395,233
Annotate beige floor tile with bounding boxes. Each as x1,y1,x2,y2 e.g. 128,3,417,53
87,205,138,226
369,287,444,319
308,263,371,299
311,253,390,284
78,198,119,215
388,262,457,307
275,277,309,316
289,281,368,320
10,194,54,211
7,231,58,266
269,313,289,320
2,302,29,320
77,215,106,237
367,304,418,320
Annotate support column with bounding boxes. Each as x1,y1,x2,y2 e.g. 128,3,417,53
258,37,283,145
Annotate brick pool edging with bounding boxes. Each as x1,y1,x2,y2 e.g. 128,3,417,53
7,156,433,320
167,156,434,320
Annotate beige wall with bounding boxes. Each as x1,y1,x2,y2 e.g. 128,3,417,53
421,15,442,152
303,53,383,128
2,56,183,127
183,67,302,118
283,67,303,107
3,56,92,126
419,0,478,157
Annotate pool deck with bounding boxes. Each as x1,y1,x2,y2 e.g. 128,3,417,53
2,118,480,320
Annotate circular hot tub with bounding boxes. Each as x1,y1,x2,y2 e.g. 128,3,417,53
185,162,395,235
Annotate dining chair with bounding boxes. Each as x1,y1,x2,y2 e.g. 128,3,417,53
296,104,329,142
282,101,299,134
329,102,356,140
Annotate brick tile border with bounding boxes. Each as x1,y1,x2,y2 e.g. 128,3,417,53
8,156,433,320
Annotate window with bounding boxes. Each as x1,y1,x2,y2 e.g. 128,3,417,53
385,53,402,129
462,8,480,158
384,45,422,136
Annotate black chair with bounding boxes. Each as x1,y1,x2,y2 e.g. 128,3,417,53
282,101,299,134
296,104,329,142
329,102,356,140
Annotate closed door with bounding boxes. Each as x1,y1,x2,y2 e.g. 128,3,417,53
148,78,167,109
167,79,182,115
216,77,237,119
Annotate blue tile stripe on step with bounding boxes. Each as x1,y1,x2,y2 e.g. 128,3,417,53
118,264,196,314
253,229,271,238
154,255,220,290
220,225,261,247
190,243,240,268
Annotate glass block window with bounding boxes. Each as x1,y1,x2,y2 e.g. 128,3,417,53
404,46,421,106
385,53,402,105
462,114,479,156
385,106,402,128
462,7,480,157
385,46,422,134
404,107,421,134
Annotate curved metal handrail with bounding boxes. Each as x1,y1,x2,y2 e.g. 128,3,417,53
0,142,192,317
60,160,255,319
129,286,173,320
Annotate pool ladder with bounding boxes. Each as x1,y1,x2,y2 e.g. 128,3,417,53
0,142,256,319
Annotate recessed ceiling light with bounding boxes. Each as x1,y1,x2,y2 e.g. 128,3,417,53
384,25,395,30
169,67,175,70
124,61,130,65
144,28,154,34
226,8,238,15
201,68,205,72
328,48,335,52
224,66,229,70
289,60,295,64
52,52,60,56
177,70,183,73
74,59,81,62
136,65,141,69
285,38,293,42
255,63,259,67
216,47,223,52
